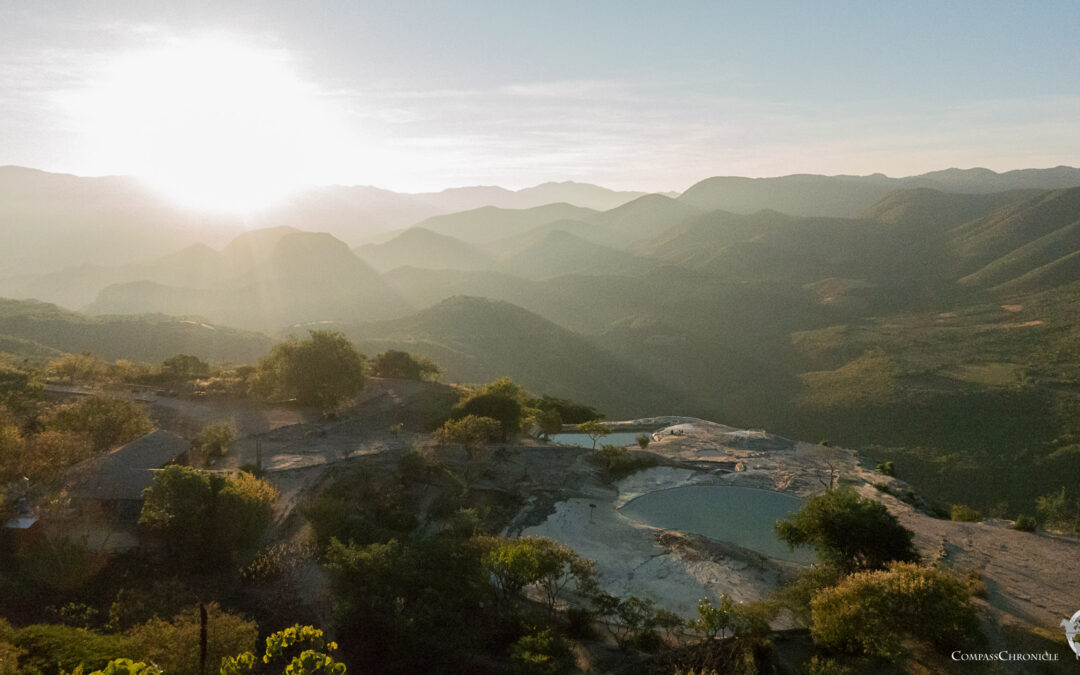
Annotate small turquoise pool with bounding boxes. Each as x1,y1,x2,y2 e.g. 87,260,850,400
618,485,813,563
551,432,644,448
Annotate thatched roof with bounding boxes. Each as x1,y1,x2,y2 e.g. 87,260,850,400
68,430,190,501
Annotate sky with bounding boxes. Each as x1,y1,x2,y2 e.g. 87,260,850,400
1,1,1079,208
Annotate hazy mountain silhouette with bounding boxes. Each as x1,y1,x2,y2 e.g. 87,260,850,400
495,230,653,280
678,167,1080,217
337,295,681,416
0,297,271,362
415,203,599,245
354,227,493,273
86,230,409,331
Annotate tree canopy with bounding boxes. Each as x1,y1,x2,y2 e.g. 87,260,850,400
253,331,365,412
139,466,278,568
370,350,439,381
775,488,918,573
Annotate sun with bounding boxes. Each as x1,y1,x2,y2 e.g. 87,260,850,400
78,34,343,212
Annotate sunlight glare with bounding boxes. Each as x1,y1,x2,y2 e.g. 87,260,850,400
77,34,346,212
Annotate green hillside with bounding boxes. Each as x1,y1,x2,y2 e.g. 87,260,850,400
0,297,273,363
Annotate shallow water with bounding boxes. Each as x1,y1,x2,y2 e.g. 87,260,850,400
551,432,644,448
618,485,813,562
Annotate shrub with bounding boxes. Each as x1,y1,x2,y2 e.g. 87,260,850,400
13,624,127,675
193,422,236,461
509,627,575,675
371,350,439,380
636,434,651,449
125,603,257,675
875,461,895,476
591,445,659,481
138,467,278,568
47,396,152,452
810,562,979,660
950,504,980,522
1013,515,1037,532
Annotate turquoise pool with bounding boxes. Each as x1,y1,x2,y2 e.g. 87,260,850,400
618,485,813,562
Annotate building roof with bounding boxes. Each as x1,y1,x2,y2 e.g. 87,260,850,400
67,430,190,502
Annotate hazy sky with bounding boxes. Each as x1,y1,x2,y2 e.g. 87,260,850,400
2,1,1078,206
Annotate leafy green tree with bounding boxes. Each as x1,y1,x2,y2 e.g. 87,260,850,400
1036,487,1080,532
810,562,979,660
510,627,575,675
194,422,237,461
0,618,21,675
775,488,918,573
688,596,734,641
578,420,610,449
161,354,211,380
139,466,278,568
371,350,440,380
530,395,602,424
0,367,43,412
47,396,152,453
125,603,257,675
533,408,562,442
49,352,103,385
435,415,501,480
478,537,595,614
451,391,523,442
253,331,365,412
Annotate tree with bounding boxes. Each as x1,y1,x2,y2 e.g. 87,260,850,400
530,395,602,424
775,488,918,573
49,353,103,385
125,603,257,675
810,562,979,660
578,420,610,449
161,354,211,381
1036,487,1080,532
47,396,152,452
371,350,439,381
509,627,575,675
435,415,501,463
0,367,43,412
451,391,523,442
253,331,365,412
534,408,562,441
194,422,237,461
139,466,278,568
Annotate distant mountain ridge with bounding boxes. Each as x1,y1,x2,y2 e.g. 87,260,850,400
678,166,1080,218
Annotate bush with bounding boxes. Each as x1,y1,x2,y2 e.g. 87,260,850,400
193,422,236,461
451,392,522,442
591,445,659,481
138,467,278,568
509,627,575,675
875,461,895,476
950,504,980,522
371,350,439,380
1013,514,1037,532
47,396,152,452
13,624,127,675
810,562,979,660
125,603,257,675
636,434,651,449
